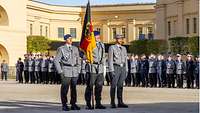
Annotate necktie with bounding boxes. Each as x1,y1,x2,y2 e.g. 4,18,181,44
119,46,123,64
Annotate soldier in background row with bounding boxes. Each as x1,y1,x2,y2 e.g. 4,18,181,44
41,55,48,84
156,55,166,87
194,56,199,89
125,55,132,87
148,54,157,87
48,56,56,84
175,54,185,88
129,55,140,87
166,55,176,88
28,54,35,84
140,55,149,87
24,54,29,83
79,57,86,85
1,60,9,81
16,58,24,83
105,58,111,86
34,55,41,84
186,54,194,88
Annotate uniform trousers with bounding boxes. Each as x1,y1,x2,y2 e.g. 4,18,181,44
85,73,104,106
61,76,78,107
110,65,127,104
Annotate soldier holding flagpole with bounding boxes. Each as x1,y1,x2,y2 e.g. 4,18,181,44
79,1,98,110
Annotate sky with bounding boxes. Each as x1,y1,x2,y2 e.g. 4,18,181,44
36,0,156,6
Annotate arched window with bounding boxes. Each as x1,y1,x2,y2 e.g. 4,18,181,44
0,6,9,26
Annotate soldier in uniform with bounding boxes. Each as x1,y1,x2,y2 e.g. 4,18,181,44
79,57,86,85
54,34,81,111
34,54,41,84
48,56,56,84
1,60,9,81
175,54,185,88
148,54,157,87
156,55,166,87
84,31,106,109
126,55,132,87
166,55,176,88
140,55,149,87
105,58,111,86
186,54,194,88
16,58,24,83
194,56,199,89
108,34,128,108
28,54,35,84
41,55,48,84
130,55,140,87
24,54,29,83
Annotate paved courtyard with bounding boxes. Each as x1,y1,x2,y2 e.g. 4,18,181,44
0,80,199,113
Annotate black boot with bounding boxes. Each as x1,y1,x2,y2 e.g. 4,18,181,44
110,100,116,108
62,105,70,111
71,104,80,110
86,103,94,110
96,103,106,109
118,99,128,108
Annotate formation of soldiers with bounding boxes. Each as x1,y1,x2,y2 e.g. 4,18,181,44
122,54,199,89
16,55,61,84
15,31,199,111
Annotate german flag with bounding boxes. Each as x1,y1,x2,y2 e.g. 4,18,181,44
80,1,96,63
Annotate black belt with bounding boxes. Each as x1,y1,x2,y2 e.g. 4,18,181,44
93,62,102,65
63,64,77,67
114,63,125,67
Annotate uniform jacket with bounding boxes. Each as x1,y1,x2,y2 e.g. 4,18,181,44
48,58,55,72
148,58,157,74
40,58,48,72
130,59,140,74
90,42,105,74
16,61,24,72
27,58,34,72
54,45,81,77
1,63,8,72
175,60,186,74
108,44,128,72
140,59,149,74
34,58,41,72
166,60,176,74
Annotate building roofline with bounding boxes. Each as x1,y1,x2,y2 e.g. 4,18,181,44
30,0,156,8
29,0,81,7
83,3,156,8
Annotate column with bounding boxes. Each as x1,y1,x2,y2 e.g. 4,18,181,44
177,0,184,36
128,19,136,42
102,24,110,43
155,4,166,39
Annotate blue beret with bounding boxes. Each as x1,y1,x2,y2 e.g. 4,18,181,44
64,34,72,40
115,34,123,39
94,31,100,36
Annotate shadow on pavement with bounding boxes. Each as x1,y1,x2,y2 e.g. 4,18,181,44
0,101,198,113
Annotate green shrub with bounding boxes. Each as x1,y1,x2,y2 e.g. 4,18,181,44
129,39,168,55
169,36,199,55
27,35,50,53
188,36,199,55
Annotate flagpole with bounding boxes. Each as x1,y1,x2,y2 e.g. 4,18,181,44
89,0,95,109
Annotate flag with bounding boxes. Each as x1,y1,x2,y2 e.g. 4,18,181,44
80,1,96,63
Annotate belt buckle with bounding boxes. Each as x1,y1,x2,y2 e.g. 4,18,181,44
120,64,123,67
